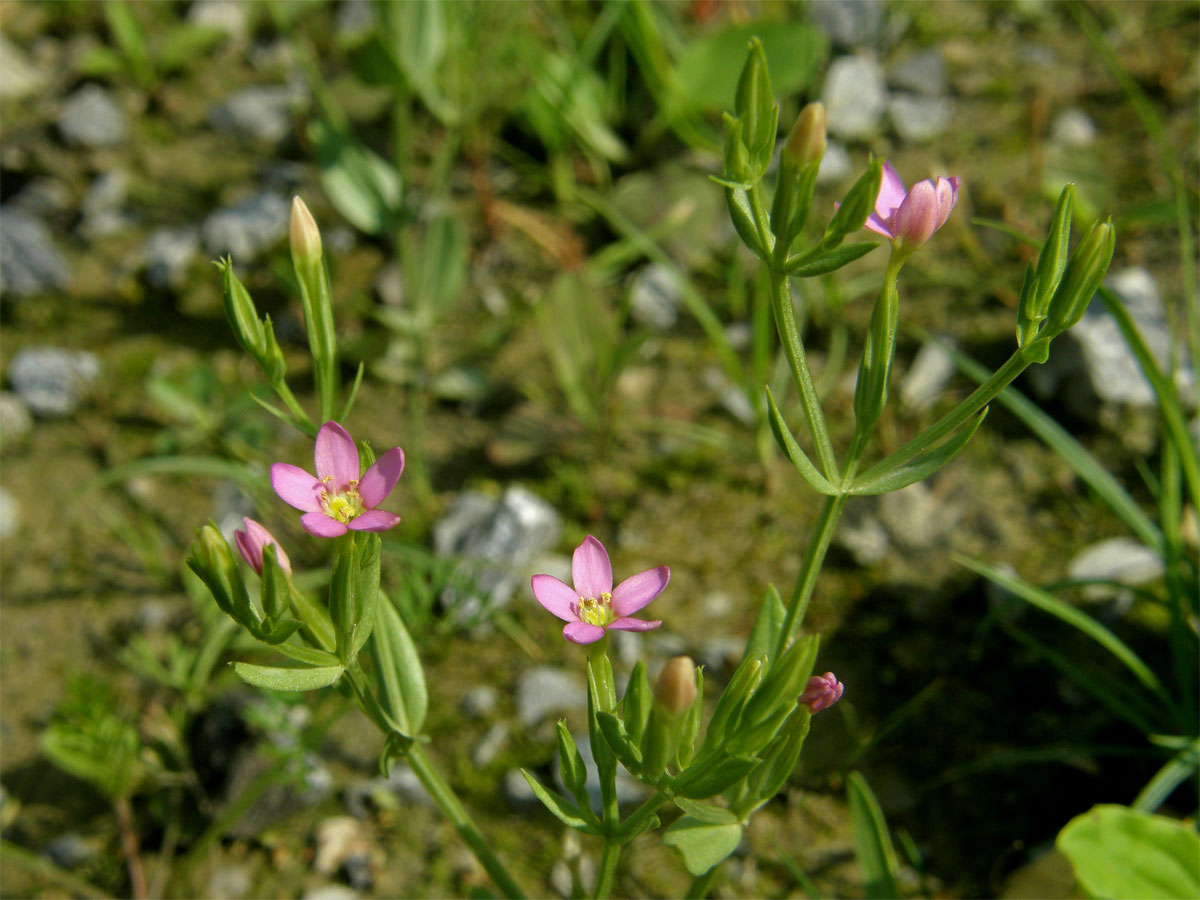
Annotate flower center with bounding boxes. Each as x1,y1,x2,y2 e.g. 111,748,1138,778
578,593,613,627
320,478,365,523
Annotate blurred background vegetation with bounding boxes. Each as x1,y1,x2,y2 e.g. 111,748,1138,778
0,1,1196,897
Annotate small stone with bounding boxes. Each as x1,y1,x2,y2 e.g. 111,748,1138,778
336,0,376,39
0,393,33,444
823,55,887,140
503,769,538,807
80,170,131,236
0,207,71,297
142,226,200,290
516,667,586,728
836,507,890,566
434,487,562,621
10,178,73,217
471,722,510,768
8,347,100,417
44,833,95,870
817,140,852,185
1050,108,1096,148
889,51,947,96
703,366,755,426
375,262,405,307
900,338,956,411
303,886,360,900
460,685,499,719
202,190,289,261
0,36,45,99
629,263,680,331
188,0,249,39
58,84,126,148
209,85,305,144
888,94,953,143
1067,537,1165,601
879,482,960,552
384,764,433,807
206,863,252,900
341,854,374,892
313,817,372,877
550,860,574,899
811,0,886,47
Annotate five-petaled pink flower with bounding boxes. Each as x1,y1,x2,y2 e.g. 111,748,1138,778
865,161,959,249
271,421,405,538
235,517,292,575
531,535,668,644
799,672,844,713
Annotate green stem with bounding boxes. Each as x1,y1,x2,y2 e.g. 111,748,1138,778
855,350,1030,485
593,839,621,900
618,792,668,839
405,743,526,899
776,492,848,656
684,865,719,899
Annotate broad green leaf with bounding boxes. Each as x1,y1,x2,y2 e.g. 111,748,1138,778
676,21,827,113
766,386,839,495
519,769,596,833
849,409,987,495
368,593,427,735
1058,804,1200,899
312,120,403,235
847,771,900,900
663,816,743,876
232,662,344,693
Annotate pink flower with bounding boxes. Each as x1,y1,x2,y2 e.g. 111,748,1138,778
865,161,959,249
799,672,844,713
531,535,669,644
270,421,405,538
234,517,292,576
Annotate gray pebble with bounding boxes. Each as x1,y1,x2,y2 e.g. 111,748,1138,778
460,685,499,719
888,94,953,143
8,347,100,416
1050,108,1097,148
471,722,510,768
0,207,71,297
58,84,126,148
209,85,305,144
1067,537,1164,601
188,0,249,39
142,226,199,290
516,666,586,728
900,338,956,411
823,55,887,140
80,170,131,236
202,190,289,261
817,140,852,185
44,833,95,870
811,0,886,48
889,50,947,96
629,263,680,331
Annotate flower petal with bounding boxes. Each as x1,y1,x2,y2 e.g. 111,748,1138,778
359,446,405,507
892,179,938,248
863,213,896,239
563,621,606,644
875,161,908,218
235,518,291,575
300,511,348,538
606,617,662,632
572,535,613,598
271,463,324,512
532,574,580,622
347,509,401,532
934,176,959,230
611,566,670,616
314,421,360,489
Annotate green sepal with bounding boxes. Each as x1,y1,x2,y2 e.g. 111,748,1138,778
1033,185,1075,313
848,408,988,496
784,241,880,277
675,754,760,799
1020,336,1052,364
1015,262,1043,348
586,655,618,783
677,667,704,770
720,113,753,187
556,720,591,808
259,314,287,385
743,585,786,661
663,816,744,876
640,704,677,782
597,711,642,772
623,661,652,749
216,258,267,363
188,523,258,631
379,731,415,776
701,652,766,752
1045,218,1116,335
733,36,777,178
724,187,764,257
766,386,839,495
232,662,345,693
824,157,883,244
520,768,601,834
259,544,289,623
733,635,819,743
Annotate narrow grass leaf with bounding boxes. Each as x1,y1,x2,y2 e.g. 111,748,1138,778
847,771,900,900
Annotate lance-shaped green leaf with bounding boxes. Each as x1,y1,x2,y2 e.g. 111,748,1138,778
700,653,765,753
520,769,599,833
232,662,344,693
663,816,744,876
597,711,642,772
348,531,382,659
311,119,402,236
766,386,839,495
674,754,760,799
739,708,812,814
724,186,766,258
743,584,786,661
848,409,988,496
719,114,753,189
259,544,289,622
736,635,818,736
852,275,900,441
368,592,427,735
556,721,591,809
1058,804,1200,900
266,641,342,668
1032,185,1075,312
623,661,652,749
673,798,740,825
784,241,880,277
677,667,704,770
848,771,901,900
824,157,883,245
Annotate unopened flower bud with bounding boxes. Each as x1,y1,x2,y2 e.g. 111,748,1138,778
290,195,323,267
784,102,826,170
218,258,267,360
1045,219,1116,335
799,672,843,713
188,523,248,619
654,656,698,715
234,518,292,576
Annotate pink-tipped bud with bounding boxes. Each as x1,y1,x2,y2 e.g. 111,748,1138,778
784,102,827,169
799,672,843,713
289,195,323,266
654,656,698,715
234,518,291,577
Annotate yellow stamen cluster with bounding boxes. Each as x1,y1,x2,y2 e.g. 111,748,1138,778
321,477,365,523
578,592,614,627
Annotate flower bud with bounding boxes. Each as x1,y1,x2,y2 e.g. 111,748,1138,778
234,518,291,577
734,37,778,174
654,656,698,715
1045,219,1115,335
188,523,252,623
783,102,826,170
290,195,323,267
218,258,267,360
798,672,843,713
